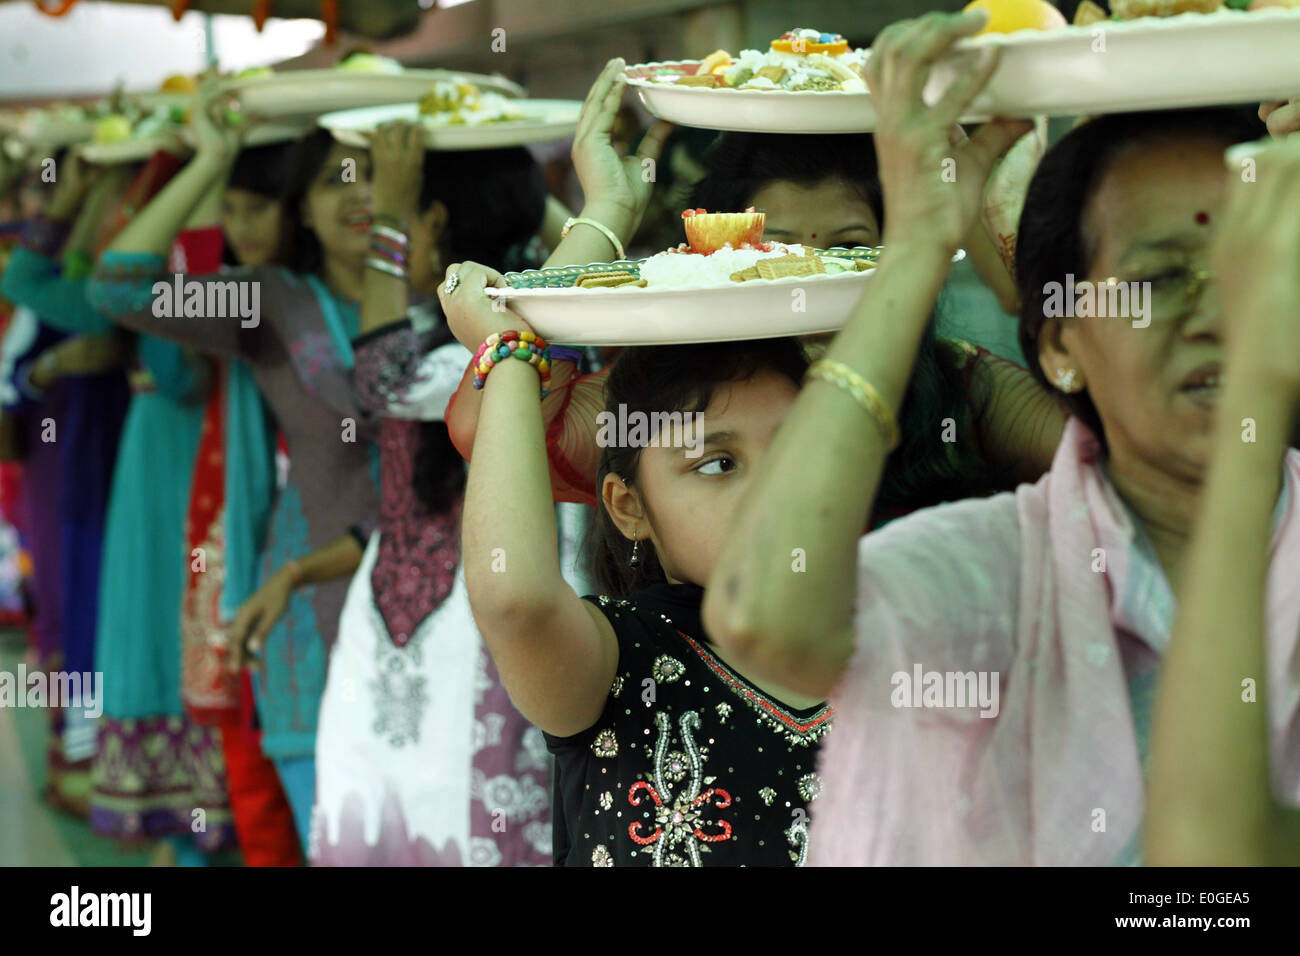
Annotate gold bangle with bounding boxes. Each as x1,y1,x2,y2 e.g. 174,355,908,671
560,216,625,261
805,358,900,451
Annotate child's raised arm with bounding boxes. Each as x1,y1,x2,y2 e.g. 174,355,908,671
441,262,618,737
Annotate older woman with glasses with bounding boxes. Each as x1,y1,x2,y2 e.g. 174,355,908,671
699,9,1300,866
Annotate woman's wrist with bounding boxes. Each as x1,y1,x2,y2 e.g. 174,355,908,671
879,232,959,264
46,189,91,222
577,202,637,247
1220,361,1300,436
279,559,306,590
192,148,237,177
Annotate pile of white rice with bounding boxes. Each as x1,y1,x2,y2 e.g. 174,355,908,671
724,47,868,91
638,242,807,288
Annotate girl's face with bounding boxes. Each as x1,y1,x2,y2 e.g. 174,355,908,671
605,370,800,588
301,143,372,265
1039,135,1228,483
748,177,880,249
220,187,283,267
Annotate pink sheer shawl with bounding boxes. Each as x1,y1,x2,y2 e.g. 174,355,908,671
811,418,1300,865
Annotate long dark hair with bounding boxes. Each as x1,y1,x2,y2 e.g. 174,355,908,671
1016,106,1264,442
689,132,884,229
409,146,547,514
222,140,300,268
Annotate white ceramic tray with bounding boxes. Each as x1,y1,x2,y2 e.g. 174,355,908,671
485,248,966,346
223,69,526,119
626,9,1300,132
320,100,582,151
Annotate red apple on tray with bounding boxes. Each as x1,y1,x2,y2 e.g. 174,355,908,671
682,207,766,254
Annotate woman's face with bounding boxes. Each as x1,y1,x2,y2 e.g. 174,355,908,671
301,143,372,265
604,370,799,588
1041,135,1228,483
748,177,881,249
220,187,283,267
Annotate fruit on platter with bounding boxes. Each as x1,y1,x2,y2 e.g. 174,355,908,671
963,0,1069,34
92,115,133,144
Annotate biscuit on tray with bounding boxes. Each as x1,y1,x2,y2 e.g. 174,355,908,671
575,270,644,289
755,254,826,280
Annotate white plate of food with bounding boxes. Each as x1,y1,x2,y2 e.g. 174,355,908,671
320,93,582,151
628,9,1300,132
485,210,964,345
75,107,190,163
626,28,875,134
223,54,527,119
78,136,188,164
0,107,100,149
179,121,312,150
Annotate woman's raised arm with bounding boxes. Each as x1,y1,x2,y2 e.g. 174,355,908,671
702,10,1032,698
1146,136,1300,867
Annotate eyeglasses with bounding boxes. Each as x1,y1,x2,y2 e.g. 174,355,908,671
1117,265,1214,324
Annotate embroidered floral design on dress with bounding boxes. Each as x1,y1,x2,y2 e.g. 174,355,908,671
610,675,624,697
592,729,619,758
366,421,462,649
663,751,689,783
515,726,550,773
627,711,733,867
592,844,614,867
797,773,823,802
472,712,506,753
599,791,613,810
473,771,549,821
759,787,777,806
468,837,503,868
523,820,553,857
715,702,733,721
368,625,430,747
787,817,810,867
651,654,685,684
676,633,833,746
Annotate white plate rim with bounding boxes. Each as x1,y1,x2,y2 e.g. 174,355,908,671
222,68,526,100
625,7,1300,96
485,248,964,298
77,136,189,163
319,99,582,148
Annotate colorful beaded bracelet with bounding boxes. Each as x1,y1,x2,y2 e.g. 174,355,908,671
472,330,552,395
366,256,407,281
370,223,409,248
368,242,407,266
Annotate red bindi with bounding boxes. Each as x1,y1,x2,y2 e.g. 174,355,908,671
810,233,817,238
1195,211,1210,225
